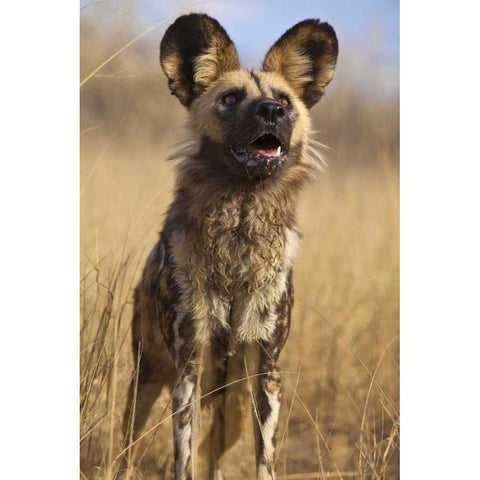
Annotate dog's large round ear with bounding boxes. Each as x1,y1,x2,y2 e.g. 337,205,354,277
160,14,240,108
262,19,338,109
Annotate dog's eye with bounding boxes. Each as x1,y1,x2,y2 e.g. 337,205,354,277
278,96,289,108
223,94,237,106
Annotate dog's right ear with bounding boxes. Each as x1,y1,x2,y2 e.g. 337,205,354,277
160,14,240,108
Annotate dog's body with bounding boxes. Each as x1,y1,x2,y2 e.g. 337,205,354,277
122,14,337,480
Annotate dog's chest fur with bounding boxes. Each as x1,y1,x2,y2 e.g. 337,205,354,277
168,189,299,347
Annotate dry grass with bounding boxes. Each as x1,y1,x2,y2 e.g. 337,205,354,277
80,11,399,480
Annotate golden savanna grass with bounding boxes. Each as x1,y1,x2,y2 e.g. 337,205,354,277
80,12,399,480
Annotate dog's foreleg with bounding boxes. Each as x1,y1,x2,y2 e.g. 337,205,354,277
255,356,282,480
172,307,202,480
254,283,292,480
172,358,200,480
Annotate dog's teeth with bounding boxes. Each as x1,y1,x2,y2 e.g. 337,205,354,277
276,146,281,156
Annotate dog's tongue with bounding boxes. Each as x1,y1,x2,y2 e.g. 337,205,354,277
247,146,278,157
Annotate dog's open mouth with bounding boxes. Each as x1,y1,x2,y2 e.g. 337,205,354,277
230,134,286,166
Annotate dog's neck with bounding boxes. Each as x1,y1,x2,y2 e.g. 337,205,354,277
164,155,308,237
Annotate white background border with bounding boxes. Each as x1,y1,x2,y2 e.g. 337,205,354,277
0,1,79,477
401,1,480,478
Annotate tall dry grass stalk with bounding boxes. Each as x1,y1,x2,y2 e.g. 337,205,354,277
81,10,399,480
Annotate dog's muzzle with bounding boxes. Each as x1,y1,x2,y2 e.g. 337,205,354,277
230,133,287,180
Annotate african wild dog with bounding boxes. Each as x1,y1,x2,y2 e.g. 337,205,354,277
121,13,338,480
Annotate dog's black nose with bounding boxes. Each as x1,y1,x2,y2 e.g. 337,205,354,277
255,101,286,124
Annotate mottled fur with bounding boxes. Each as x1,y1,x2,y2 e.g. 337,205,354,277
121,13,338,480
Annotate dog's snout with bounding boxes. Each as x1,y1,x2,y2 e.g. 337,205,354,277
255,101,286,124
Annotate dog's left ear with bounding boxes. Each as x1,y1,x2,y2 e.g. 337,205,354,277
263,19,338,109
160,13,240,107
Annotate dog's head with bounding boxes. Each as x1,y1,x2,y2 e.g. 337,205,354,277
160,14,338,183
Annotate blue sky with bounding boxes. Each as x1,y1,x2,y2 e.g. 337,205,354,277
81,0,399,98
135,0,398,66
